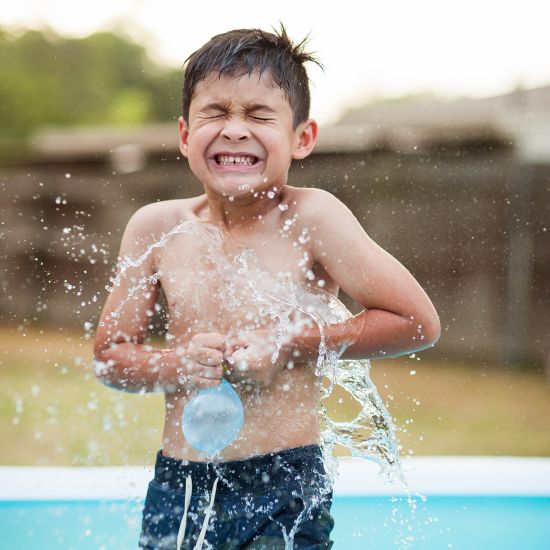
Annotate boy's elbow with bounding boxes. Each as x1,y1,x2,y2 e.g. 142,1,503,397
93,357,114,386
92,345,115,386
421,315,441,348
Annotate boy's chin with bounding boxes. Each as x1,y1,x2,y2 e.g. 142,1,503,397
211,177,277,199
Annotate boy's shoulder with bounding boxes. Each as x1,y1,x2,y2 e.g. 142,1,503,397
287,185,341,209
286,186,354,225
118,196,209,265
125,196,205,237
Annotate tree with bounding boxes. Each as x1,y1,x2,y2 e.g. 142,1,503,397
0,27,182,139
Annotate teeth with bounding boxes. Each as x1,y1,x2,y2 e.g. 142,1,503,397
216,155,256,166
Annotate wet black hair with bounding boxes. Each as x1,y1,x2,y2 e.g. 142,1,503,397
181,24,322,128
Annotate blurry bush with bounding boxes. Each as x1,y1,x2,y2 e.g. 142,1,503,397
0,27,181,160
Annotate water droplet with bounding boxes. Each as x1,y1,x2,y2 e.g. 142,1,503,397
103,416,112,431
298,229,310,244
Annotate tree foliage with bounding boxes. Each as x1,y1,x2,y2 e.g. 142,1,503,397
0,27,182,138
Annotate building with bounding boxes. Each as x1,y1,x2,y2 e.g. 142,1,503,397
1,86,549,368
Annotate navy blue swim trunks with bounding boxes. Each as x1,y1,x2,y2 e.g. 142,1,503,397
139,445,334,549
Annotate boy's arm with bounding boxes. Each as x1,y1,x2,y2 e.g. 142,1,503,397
94,205,226,393
93,205,167,392
293,189,441,360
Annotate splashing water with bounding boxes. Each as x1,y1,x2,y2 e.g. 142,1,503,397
101,219,405,548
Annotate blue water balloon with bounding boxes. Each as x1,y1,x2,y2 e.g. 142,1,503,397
182,378,244,455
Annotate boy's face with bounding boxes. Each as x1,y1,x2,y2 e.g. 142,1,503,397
178,71,317,200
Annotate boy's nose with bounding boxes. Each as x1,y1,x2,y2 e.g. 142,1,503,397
220,119,250,142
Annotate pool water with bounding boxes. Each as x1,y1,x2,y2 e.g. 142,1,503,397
2,495,549,549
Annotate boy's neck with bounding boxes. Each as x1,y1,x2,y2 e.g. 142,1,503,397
203,187,288,231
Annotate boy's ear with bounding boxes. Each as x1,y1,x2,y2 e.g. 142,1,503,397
178,116,190,158
292,119,318,160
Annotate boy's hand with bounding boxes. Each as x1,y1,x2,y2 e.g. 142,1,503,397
160,333,226,393
225,329,291,388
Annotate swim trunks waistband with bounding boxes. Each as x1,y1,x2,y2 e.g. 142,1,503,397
154,445,327,496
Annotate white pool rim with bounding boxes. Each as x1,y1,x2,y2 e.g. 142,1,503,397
1,456,550,501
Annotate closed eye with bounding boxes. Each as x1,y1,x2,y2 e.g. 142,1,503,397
251,116,274,121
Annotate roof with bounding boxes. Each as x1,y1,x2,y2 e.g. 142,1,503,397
28,85,550,162
334,85,550,160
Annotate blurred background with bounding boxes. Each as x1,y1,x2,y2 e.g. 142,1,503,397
1,0,549,467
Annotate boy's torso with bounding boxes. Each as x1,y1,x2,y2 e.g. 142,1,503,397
150,186,338,461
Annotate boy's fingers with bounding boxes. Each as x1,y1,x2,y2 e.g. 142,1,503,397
229,348,250,372
200,365,223,379
193,347,224,366
185,345,224,365
225,348,241,364
227,334,248,350
186,360,223,377
191,377,222,389
223,343,234,358
191,332,226,351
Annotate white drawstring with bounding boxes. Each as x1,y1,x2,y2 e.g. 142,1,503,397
177,475,193,550
194,477,219,549
177,475,219,550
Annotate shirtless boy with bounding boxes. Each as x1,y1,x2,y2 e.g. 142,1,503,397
94,26,440,550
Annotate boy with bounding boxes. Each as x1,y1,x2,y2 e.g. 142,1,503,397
94,26,440,550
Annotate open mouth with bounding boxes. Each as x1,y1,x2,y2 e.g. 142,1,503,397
214,154,259,167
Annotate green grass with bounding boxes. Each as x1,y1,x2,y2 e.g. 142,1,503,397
1,326,549,465
367,358,550,456
0,326,164,466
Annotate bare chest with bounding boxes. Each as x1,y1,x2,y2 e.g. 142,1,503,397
155,226,314,336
